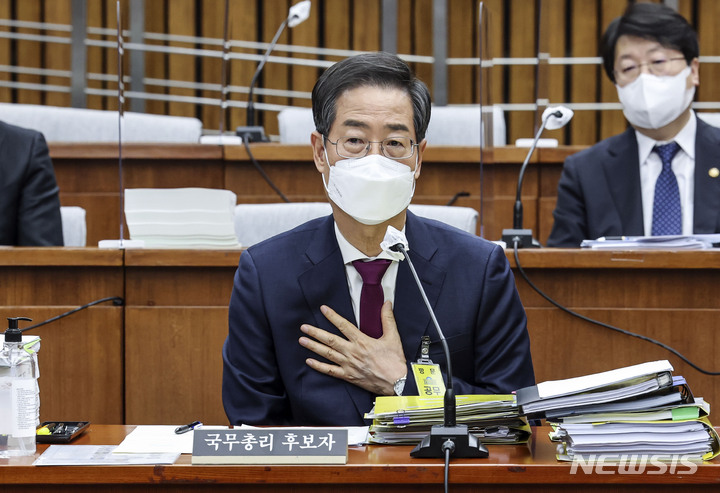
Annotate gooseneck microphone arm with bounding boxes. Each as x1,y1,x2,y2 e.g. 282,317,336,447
388,242,487,459
246,18,289,127
513,110,560,230
390,242,456,426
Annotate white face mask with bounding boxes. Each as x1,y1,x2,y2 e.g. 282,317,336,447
322,151,416,225
616,66,695,129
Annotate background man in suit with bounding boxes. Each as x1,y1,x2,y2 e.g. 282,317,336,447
0,120,63,246
548,2,720,247
222,52,535,426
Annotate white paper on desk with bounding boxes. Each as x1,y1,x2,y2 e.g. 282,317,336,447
581,234,720,250
114,425,224,454
536,360,673,399
33,445,179,466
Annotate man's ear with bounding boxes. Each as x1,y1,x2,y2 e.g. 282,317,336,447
690,58,700,87
414,139,427,179
311,131,327,173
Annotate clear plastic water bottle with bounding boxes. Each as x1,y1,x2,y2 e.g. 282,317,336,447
0,317,40,458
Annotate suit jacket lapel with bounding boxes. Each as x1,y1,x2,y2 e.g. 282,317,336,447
297,215,375,421
394,212,446,363
298,216,354,329
693,119,720,233
602,128,645,235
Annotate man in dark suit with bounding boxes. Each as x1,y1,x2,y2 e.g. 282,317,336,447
0,120,63,246
548,3,720,247
222,52,535,426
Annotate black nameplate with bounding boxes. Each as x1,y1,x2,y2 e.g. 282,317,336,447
191,427,348,464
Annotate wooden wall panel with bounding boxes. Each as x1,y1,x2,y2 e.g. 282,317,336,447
412,0,433,93
0,255,125,424
697,0,720,107
200,0,222,134
539,0,567,144
167,0,196,117
481,1,505,119
287,0,319,112
1,0,719,146
228,0,258,130
43,0,71,108
102,0,126,112
507,0,538,145
143,0,167,116
260,0,291,137
15,0,42,105
448,0,476,105
0,306,124,425
567,0,599,146
85,1,104,109
124,259,237,425
598,0,628,141
324,0,350,56
353,0,381,52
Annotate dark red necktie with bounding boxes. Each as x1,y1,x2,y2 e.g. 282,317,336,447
352,259,391,338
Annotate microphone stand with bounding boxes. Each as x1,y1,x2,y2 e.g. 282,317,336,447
501,112,559,248
390,243,488,459
235,18,289,143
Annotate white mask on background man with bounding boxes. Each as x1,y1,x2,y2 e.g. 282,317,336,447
322,151,416,225
616,66,695,130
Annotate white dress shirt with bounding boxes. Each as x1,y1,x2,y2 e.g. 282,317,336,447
636,112,696,236
333,222,399,327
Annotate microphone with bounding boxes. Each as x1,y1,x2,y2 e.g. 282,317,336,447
380,226,489,459
501,105,573,248
236,0,311,143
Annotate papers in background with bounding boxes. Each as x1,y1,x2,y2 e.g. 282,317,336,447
33,445,179,466
124,188,240,248
114,425,370,455
556,398,709,424
522,360,673,401
581,234,720,250
551,417,720,461
528,360,720,462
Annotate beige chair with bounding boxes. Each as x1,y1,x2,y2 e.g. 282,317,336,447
233,202,479,247
697,112,720,128
0,103,202,143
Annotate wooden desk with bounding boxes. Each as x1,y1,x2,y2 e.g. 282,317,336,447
123,249,240,425
0,248,125,424
50,143,578,246
5,248,719,426
3,424,719,492
509,249,720,412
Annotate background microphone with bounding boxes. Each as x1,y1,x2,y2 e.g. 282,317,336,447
236,0,311,143
501,105,574,248
380,226,488,459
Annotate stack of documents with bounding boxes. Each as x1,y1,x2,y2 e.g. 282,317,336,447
124,188,240,248
580,234,720,250
516,360,720,461
364,394,530,445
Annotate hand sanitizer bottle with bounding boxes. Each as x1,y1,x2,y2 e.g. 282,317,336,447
0,317,40,457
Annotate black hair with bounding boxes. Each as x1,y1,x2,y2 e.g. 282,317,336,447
311,51,432,142
600,2,698,83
